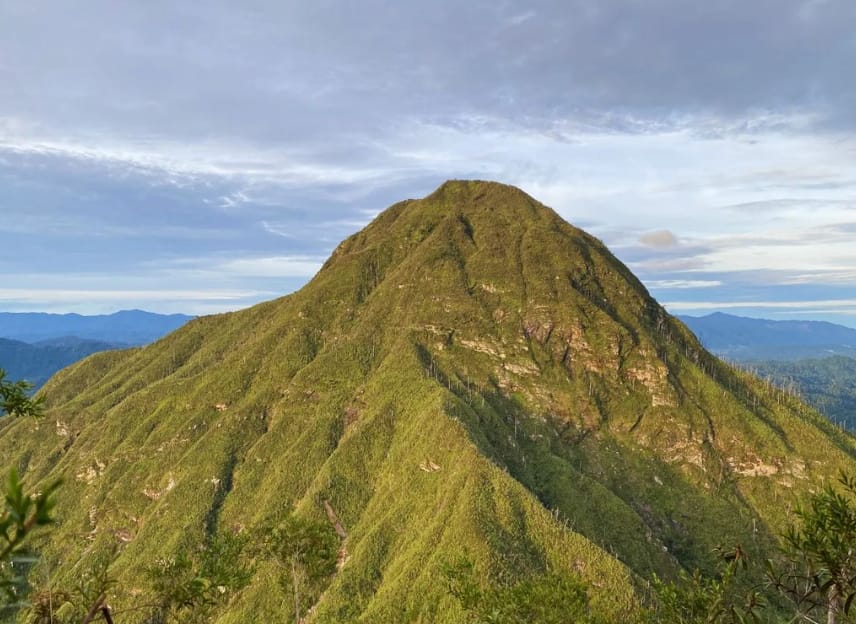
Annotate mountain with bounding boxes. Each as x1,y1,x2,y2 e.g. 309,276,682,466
678,312,856,361
677,314,856,431
0,309,194,345
748,355,856,432
0,336,123,389
0,311,193,391
1,181,854,622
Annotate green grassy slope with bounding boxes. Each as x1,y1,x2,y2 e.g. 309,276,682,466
1,180,855,622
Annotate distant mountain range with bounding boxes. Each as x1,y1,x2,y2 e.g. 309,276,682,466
0,309,194,344
0,310,194,389
678,312,856,361
748,356,856,431
0,336,124,388
680,312,856,431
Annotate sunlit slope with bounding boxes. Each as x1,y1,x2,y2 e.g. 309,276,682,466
2,180,854,622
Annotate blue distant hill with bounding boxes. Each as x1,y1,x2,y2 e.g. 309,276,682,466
678,312,856,361
0,310,195,389
0,309,194,345
0,336,124,388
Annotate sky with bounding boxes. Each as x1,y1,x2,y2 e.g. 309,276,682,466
1,1,855,326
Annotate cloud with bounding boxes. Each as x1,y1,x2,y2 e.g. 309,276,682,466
0,134,396,190
506,11,537,26
3,1,856,150
0,288,274,311
639,230,678,248
781,270,856,285
0,288,266,302
663,298,856,312
1,1,855,324
4,116,854,319
218,256,324,278
646,280,722,289
635,257,709,273
722,198,856,213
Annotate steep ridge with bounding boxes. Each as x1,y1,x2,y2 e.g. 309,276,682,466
1,180,854,622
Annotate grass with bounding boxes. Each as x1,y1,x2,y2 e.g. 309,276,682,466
1,180,854,622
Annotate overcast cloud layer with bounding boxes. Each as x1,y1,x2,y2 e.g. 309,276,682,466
2,1,855,325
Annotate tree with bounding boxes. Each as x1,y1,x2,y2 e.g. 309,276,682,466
769,473,856,624
0,368,44,419
25,546,116,624
258,516,338,623
144,529,253,624
648,547,766,624
443,555,598,624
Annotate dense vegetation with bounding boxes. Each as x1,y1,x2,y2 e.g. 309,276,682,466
745,356,856,431
1,181,855,622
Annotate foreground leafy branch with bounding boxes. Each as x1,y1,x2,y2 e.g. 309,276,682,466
1,368,55,617
648,546,766,624
1,470,60,613
647,474,856,624
768,472,856,624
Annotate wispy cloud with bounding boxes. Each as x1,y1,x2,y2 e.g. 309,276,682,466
0,133,393,188
647,280,722,289
0,288,270,301
218,256,324,278
664,298,856,313
0,287,274,309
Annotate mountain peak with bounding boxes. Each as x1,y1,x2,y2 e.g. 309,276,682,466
316,180,660,361
325,179,577,276
429,178,536,200
5,183,856,622
424,179,554,219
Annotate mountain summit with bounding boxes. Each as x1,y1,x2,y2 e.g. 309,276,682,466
2,180,854,622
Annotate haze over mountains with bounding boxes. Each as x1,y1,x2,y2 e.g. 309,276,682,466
0,310,194,344
0,336,122,389
0,310,194,390
679,312,856,361
2,181,854,622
